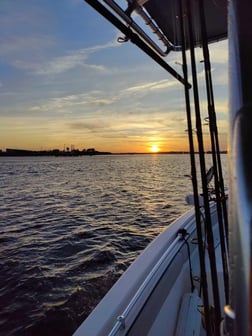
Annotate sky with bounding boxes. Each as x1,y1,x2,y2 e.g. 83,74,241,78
0,0,228,153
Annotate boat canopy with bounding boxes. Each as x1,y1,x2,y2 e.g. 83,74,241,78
140,0,228,50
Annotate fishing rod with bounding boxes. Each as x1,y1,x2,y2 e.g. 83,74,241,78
178,1,211,334
185,0,221,331
198,0,229,304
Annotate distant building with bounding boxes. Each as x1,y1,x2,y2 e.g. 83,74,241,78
86,148,96,155
6,148,35,155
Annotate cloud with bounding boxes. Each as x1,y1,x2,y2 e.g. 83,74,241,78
68,120,110,131
0,2,56,60
22,50,90,75
29,91,117,113
0,35,55,58
12,41,118,76
0,1,119,77
31,41,118,75
126,79,178,92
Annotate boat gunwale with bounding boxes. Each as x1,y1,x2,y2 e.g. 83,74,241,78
74,203,218,336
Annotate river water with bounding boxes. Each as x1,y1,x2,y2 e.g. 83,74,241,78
0,154,227,335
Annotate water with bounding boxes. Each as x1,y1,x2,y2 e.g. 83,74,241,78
0,154,227,335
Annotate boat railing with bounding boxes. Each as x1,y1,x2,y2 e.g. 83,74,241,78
107,214,198,336
101,0,171,56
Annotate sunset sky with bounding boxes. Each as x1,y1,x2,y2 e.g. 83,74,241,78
0,0,228,153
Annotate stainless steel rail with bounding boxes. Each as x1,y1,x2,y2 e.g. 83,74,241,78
133,2,181,52
108,235,182,336
102,0,171,56
107,213,198,336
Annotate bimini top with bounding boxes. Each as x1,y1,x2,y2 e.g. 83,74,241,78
138,0,228,50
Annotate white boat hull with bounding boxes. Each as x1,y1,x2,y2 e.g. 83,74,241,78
74,202,225,335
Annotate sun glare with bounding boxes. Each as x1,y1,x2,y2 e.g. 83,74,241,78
150,144,159,153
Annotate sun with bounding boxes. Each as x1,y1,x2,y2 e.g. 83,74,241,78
150,144,160,153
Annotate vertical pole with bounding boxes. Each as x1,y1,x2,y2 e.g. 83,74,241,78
198,0,229,304
178,1,212,334
185,0,221,331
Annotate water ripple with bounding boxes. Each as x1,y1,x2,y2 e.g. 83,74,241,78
0,154,227,335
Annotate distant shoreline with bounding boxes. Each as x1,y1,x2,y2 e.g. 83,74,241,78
0,148,227,157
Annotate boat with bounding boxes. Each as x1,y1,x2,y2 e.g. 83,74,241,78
74,0,252,335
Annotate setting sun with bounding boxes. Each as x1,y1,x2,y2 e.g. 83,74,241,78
150,144,160,153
